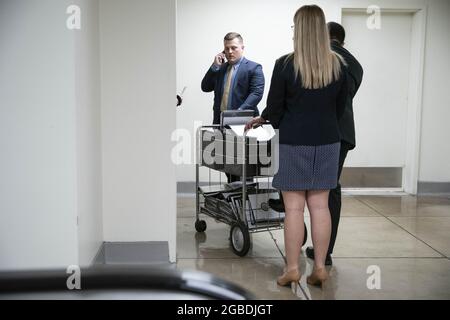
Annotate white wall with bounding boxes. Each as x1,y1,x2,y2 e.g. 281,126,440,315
176,0,450,185
0,0,79,270
74,0,104,267
419,0,450,182
100,0,177,262
0,0,178,269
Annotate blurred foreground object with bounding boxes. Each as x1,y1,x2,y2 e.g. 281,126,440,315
0,266,253,300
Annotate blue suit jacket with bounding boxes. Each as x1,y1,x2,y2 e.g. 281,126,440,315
201,57,265,124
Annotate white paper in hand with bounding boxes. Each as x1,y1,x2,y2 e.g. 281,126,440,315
228,124,276,141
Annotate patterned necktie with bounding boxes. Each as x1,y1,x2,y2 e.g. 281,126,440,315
220,65,234,111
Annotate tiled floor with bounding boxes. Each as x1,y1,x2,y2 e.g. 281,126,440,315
176,194,450,300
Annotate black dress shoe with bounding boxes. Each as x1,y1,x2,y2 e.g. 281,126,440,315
268,198,285,212
305,246,333,266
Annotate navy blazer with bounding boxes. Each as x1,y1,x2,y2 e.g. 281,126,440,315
201,57,265,124
261,54,348,146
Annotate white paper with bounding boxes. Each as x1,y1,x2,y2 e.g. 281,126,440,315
228,124,276,141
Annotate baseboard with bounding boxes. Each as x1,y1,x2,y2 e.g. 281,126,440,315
92,242,106,266
92,241,173,267
417,182,450,196
340,167,402,188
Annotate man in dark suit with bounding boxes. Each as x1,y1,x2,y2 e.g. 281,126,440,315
201,32,265,183
201,32,265,125
304,22,364,265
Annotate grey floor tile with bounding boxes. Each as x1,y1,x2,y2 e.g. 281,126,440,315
271,217,441,258
177,196,196,208
358,195,450,217
176,258,307,300
332,217,442,258
175,195,450,300
303,258,450,300
177,206,196,218
340,196,382,217
177,217,282,259
177,196,196,217
389,217,450,257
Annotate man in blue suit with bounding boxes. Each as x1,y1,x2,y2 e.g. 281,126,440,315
201,32,265,125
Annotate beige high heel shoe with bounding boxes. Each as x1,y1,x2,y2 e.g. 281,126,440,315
307,267,328,288
277,269,301,288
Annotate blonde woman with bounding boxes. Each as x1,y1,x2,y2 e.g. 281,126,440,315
246,5,348,288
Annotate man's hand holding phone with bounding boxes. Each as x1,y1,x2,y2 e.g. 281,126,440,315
214,52,226,67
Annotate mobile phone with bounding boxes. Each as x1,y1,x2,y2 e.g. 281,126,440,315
179,86,187,98
220,51,226,63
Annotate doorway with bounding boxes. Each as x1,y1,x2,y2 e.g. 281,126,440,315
340,8,426,194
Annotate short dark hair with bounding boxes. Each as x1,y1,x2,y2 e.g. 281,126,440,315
327,22,345,45
224,32,243,43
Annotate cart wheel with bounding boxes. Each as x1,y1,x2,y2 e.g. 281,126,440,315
230,222,251,257
302,224,308,246
195,220,207,233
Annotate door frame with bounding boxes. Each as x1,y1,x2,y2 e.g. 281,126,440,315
339,3,427,195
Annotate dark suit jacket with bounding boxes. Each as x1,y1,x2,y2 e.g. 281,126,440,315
201,57,265,124
331,41,364,150
261,54,348,146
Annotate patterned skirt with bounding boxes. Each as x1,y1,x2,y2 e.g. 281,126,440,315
272,143,340,191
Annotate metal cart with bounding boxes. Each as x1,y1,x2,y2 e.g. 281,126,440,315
194,124,307,257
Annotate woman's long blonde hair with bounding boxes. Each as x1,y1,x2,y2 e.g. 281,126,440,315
292,5,343,89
